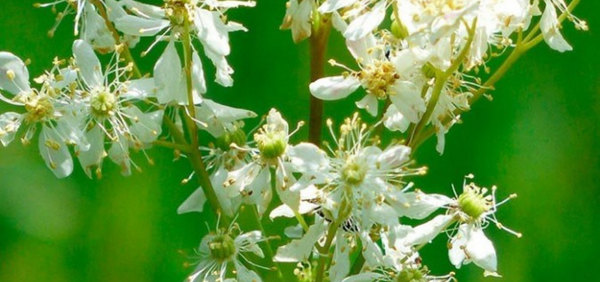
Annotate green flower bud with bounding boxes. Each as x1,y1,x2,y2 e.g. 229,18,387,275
458,186,490,220
396,267,427,282
391,19,409,40
255,131,287,160
208,234,236,262
215,128,247,151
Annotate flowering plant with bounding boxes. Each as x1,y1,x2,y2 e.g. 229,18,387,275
0,0,587,281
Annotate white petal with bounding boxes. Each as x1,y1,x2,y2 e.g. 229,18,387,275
393,191,452,220
287,142,329,175
204,48,234,87
192,49,207,96
343,1,386,40
39,125,73,178
383,105,410,132
72,40,103,87
356,94,378,116
114,15,169,36
290,0,313,43
154,41,186,104
0,52,30,95
195,10,230,56
319,0,357,13
108,136,132,176
212,166,239,217
404,214,454,246
449,224,469,268
275,219,327,262
234,261,262,282
122,0,166,18
56,114,89,151
466,226,498,272
540,1,572,52
124,107,164,144
377,145,411,168
0,112,22,146
389,81,426,123
177,187,206,214
276,165,300,210
346,34,377,63
123,78,157,99
309,75,361,100
77,126,104,178
329,232,350,282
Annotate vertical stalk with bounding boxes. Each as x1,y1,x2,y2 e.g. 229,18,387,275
308,12,331,145
181,20,224,220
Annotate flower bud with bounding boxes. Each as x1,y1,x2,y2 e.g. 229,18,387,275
457,185,490,220
255,131,287,160
396,267,427,282
208,234,236,262
215,127,247,151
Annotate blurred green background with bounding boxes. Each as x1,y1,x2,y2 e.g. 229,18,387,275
0,0,598,281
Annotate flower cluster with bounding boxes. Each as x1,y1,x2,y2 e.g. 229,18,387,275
0,1,586,282
296,0,587,153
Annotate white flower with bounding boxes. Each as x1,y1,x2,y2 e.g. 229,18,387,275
310,33,426,122
0,52,79,178
36,0,128,52
402,176,521,277
224,109,315,215
113,0,255,87
319,0,387,40
187,222,266,282
280,0,314,43
71,40,163,177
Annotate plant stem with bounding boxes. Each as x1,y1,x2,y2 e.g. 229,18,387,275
407,19,478,148
314,221,339,282
181,20,224,221
251,200,285,282
308,12,331,145
152,140,191,153
410,0,582,151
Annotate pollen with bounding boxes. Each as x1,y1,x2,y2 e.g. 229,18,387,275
359,60,399,100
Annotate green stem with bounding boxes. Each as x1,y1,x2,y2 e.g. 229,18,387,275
308,12,331,146
181,20,224,221
407,19,478,148
251,201,285,282
314,220,339,282
152,140,191,153
411,0,583,151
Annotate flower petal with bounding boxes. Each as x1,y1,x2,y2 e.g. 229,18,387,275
343,1,386,40
275,219,327,262
177,187,206,214
73,40,103,87
0,52,30,95
309,75,361,101
39,125,73,178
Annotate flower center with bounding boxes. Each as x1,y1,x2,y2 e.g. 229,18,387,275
90,86,117,119
23,93,54,123
457,185,491,220
165,0,190,26
208,234,236,262
341,157,367,185
395,266,428,282
255,130,287,160
359,60,399,100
